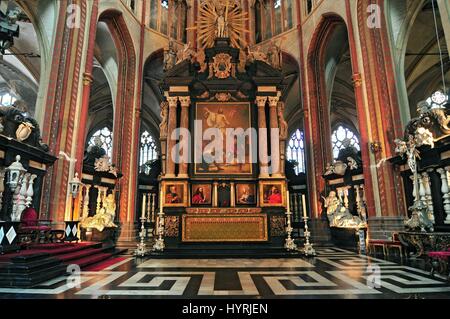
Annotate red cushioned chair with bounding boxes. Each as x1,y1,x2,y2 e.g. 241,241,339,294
19,207,52,244
427,247,450,281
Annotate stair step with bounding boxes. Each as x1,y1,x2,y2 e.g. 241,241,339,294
68,253,114,269
0,257,61,274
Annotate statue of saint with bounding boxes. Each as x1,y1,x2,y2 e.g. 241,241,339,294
322,191,366,228
81,193,117,232
216,6,227,38
267,40,282,70
277,102,288,140
178,41,196,63
163,40,177,72
159,101,169,139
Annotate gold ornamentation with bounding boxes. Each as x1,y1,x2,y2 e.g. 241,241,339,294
182,214,268,242
215,92,231,102
210,53,233,79
352,73,362,87
80,193,117,232
164,216,180,237
270,215,285,236
188,0,249,50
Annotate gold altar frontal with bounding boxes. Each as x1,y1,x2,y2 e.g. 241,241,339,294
182,214,268,242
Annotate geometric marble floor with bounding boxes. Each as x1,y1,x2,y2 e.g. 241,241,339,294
1,247,449,299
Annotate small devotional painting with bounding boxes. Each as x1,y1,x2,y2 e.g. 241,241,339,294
194,102,253,175
163,182,187,207
191,184,212,205
235,183,257,205
260,181,285,207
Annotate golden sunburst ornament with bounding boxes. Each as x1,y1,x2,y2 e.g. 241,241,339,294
189,0,249,50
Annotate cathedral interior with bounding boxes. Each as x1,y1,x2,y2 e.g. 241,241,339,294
0,0,449,301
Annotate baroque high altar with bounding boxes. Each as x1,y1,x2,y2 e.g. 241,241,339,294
156,0,289,249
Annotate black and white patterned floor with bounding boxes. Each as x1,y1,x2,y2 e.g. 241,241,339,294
1,247,449,299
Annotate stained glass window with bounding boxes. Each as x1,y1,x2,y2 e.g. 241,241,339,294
287,129,306,174
331,125,360,159
0,92,17,107
140,131,159,174
88,127,113,159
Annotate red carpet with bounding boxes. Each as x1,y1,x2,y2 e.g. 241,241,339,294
83,256,128,271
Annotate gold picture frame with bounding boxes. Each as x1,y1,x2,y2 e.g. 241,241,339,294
259,181,286,207
162,181,188,207
194,102,253,176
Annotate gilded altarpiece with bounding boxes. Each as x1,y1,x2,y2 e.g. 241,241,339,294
158,2,289,250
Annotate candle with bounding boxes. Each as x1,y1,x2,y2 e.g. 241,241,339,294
286,190,290,212
302,194,307,218
159,189,163,214
141,194,146,219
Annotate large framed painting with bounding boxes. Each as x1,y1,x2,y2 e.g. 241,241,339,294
162,181,188,207
259,181,286,207
194,102,253,175
235,183,257,206
191,183,212,206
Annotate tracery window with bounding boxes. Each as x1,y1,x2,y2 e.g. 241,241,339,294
88,127,113,159
426,90,449,109
149,0,187,42
254,0,294,43
287,129,306,174
0,92,17,106
139,131,159,174
331,125,360,159
304,0,318,16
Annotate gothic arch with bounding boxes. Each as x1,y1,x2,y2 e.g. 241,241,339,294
98,10,139,226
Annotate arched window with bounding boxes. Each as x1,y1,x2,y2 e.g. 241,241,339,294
331,125,360,159
88,127,113,159
149,0,187,42
426,90,449,109
0,92,17,106
139,131,159,173
254,0,295,43
287,129,306,174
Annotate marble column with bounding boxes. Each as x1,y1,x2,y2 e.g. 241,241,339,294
82,184,91,219
437,168,450,224
166,96,179,178
256,96,269,178
268,96,281,177
159,101,169,175
178,96,191,178
422,170,435,224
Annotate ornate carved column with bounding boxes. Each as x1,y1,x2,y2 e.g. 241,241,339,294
437,168,450,224
25,174,37,208
82,184,91,219
230,181,235,207
268,96,281,177
256,96,269,178
178,96,191,178
0,169,5,211
444,167,450,224
166,96,179,178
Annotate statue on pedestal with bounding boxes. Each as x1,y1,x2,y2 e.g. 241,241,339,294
164,40,177,72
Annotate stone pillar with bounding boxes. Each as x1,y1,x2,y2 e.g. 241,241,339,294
166,96,179,178
82,184,91,219
178,96,191,178
268,96,281,177
256,96,269,178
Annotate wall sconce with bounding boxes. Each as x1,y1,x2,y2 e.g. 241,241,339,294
69,172,82,198
369,142,382,154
